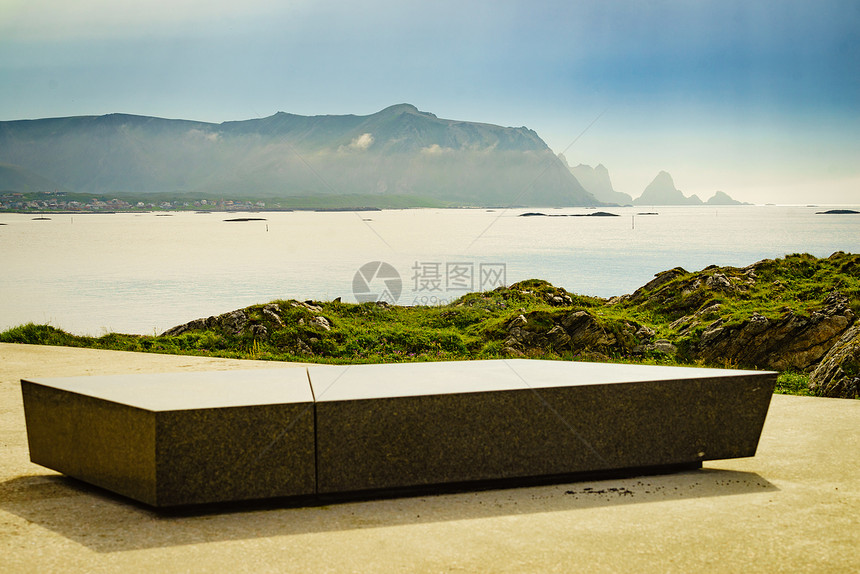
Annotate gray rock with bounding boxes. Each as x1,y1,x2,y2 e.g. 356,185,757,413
546,325,571,349
160,310,247,337
629,267,688,301
635,325,656,341
693,292,855,371
262,304,284,327
632,339,677,355
309,316,331,331
653,339,678,354
560,311,617,348
808,323,860,399
220,310,248,335
705,273,733,291
251,324,268,339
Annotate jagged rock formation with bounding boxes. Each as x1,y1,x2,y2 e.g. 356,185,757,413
633,171,703,206
631,172,746,206
565,161,633,205
809,324,860,398
690,291,854,371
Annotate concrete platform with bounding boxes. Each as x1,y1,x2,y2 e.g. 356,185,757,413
1,343,858,573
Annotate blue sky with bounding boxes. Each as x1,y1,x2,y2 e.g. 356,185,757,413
1,0,858,203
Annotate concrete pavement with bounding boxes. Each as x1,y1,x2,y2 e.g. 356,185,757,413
1,343,857,573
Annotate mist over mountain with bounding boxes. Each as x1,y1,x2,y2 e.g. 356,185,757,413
564,159,633,205
0,163,64,193
0,104,597,207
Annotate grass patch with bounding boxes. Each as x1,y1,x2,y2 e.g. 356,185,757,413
4,253,858,398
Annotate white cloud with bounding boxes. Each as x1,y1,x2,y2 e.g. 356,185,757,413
421,144,453,155
187,129,220,142
345,133,374,151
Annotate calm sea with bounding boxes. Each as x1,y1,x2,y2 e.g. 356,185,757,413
1,205,859,336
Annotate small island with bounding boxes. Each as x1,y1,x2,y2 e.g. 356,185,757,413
519,211,619,217
816,209,859,215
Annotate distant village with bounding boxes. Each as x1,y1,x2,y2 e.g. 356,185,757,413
0,191,270,212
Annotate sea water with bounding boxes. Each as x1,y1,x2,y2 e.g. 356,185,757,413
1,205,858,335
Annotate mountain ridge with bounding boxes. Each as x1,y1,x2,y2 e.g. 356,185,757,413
0,105,595,207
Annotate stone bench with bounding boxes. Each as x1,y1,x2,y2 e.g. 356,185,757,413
21,359,776,507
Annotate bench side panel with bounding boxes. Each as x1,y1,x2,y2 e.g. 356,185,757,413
155,403,316,506
315,373,775,494
21,380,157,505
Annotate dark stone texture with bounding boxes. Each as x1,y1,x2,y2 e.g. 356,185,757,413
21,360,776,507
21,381,157,504
310,360,775,494
21,370,315,506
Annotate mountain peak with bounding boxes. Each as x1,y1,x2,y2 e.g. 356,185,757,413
652,170,675,185
375,103,437,118
634,171,702,206
568,163,633,205
706,190,747,205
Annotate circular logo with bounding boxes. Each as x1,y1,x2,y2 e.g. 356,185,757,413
352,261,402,304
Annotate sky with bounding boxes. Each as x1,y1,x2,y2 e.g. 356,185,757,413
1,0,858,204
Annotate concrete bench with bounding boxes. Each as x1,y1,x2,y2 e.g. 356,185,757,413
21,359,776,507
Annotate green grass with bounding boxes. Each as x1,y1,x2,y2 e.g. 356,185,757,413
3,253,858,398
774,372,813,396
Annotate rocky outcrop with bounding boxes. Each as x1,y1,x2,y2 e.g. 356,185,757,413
153,254,859,398
160,299,336,357
808,323,860,399
162,309,249,337
692,292,854,371
503,310,623,357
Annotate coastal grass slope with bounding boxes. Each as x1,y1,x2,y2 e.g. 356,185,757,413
3,252,858,399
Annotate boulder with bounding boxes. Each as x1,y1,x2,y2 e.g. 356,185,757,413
693,292,855,371
560,311,617,348
161,309,247,337
629,267,688,301
309,316,331,331
808,323,860,399
220,310,249,336
262,304,284,327
251,324,268,340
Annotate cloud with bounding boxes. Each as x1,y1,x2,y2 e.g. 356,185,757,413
186,129,220,142
343,133,374,151
421,144,453,155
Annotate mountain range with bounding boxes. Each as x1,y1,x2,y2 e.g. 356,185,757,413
0,104,596,207
567,165,746,206
0,104,747,207
631,171,746,206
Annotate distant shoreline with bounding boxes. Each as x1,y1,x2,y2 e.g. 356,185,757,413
3,204,860,216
